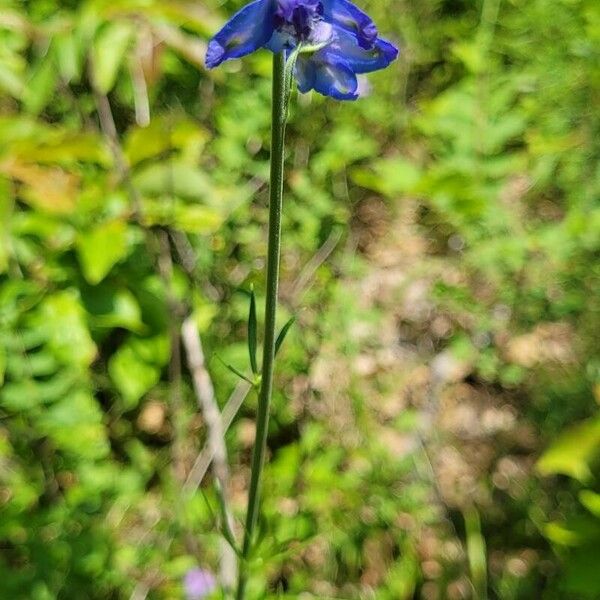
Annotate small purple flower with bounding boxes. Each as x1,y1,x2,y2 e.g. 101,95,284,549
205,0,398,100
183,568,216,600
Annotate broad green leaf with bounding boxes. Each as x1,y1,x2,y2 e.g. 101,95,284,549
0,115,50,143
91,21,134,94
485,114,527,154
38,389,109,459
6,350,57,379
76,220,130,284
55,32,81,83
0,370,79,411
141,198,223,234
124,120,173,166
11,211,75,251
16,132,111,166
124,117,209,166
0,433,40,511
22,53,58,115
87,288,144,332
537,417,600,482
192,298,218,333
108,338,164,408
134,280,169,333
2,325,48,352
133,161,212,198
351,157,421,198
311,126,377,178
580,490,600,518
128,334,170,366
173,204,223,234
452,41,485,73
37,291,96,368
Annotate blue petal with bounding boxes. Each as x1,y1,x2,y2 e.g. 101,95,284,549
321,0,378,49
295,52,358,100
276,0,321,20
267,19,334,52
206,0,275,68
328,28,398,74
294,55,317,93
266,29,295,53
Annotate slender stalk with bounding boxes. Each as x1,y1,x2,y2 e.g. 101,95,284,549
235,51,288,600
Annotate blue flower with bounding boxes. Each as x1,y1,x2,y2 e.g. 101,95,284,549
205,0,398,100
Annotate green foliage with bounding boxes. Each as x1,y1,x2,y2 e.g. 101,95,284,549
537,417,600,483
0,0,599,598
536,416,600,598
76,220,131,284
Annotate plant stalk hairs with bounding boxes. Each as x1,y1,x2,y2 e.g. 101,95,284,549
205,1,397,596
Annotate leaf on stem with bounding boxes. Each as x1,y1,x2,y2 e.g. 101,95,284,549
214,479,242,557
216,355,255,386
275,317,295,356
248,286,258,374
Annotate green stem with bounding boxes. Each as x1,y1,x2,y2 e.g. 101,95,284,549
235,51,288,600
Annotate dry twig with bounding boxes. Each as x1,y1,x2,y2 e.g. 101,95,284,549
181,317,237,588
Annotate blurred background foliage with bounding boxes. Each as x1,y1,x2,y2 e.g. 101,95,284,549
0,0,599,598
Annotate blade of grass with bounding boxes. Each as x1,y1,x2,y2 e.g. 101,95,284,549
465,507,488,600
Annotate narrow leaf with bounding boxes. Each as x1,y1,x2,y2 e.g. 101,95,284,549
214,479,242,557
248,286,258,374
275,317,295,356
216,356,255,385
464,508,488,600
226,364,254,386
250,512,271,559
